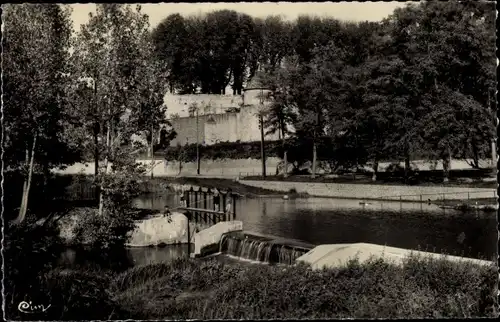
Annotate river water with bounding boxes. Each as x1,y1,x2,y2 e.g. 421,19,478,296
133,193,497,258
58,193,497,269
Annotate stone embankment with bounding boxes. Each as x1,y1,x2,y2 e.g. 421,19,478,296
238,180,496,201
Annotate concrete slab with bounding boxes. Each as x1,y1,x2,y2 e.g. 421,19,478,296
193,221,243,257
296,243,494,270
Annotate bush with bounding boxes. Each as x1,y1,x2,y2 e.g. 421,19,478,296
164,140,282,162
42,268,118,320
8,251,496,319
71,207,136,250
106,255,498,320
3,219,64,320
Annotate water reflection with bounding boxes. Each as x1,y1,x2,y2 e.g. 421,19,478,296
132,194,497,260
58,245,192,270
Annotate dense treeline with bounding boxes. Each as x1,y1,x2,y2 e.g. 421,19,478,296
153,2,496,181
4,2,496,224
152,12,357,94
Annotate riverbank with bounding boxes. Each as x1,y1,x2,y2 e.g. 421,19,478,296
148,177,291,197
241,174,497,189
23,255,497,319
239,179,496,201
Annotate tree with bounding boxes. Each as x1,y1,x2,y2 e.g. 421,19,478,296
129,30,170,178
3,4,77,223
256,63,297,177
383,1,496,180
72,4,156,216
288,63,332,178
256,16,293,74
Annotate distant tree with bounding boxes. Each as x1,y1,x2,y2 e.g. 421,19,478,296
257,15,294,73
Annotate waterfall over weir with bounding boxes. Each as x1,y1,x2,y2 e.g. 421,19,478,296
219,232,314,265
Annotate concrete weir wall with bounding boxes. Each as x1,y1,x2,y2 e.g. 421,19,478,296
296,243,494,270
192,221,243,257
239,180,497,201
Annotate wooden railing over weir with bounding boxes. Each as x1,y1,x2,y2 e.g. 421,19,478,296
175,186,240,255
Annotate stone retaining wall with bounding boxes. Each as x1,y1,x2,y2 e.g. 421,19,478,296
239,180,496,201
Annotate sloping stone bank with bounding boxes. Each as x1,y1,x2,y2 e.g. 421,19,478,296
239,180,496,201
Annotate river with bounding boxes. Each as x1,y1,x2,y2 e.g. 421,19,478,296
58,193,497,269
133,193,496,258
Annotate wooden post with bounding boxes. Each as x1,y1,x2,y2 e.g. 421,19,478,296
232,194,236,220
222,192,227,214
186,212,191,256
196,108,200,175
194,189,198,222
185,189,190,208
203,191,208,223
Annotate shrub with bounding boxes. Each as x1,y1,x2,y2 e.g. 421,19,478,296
3,218,64,320
71,207,136,250
107,255,498,320
42,268,118,320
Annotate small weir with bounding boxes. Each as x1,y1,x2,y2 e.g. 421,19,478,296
219,231,314,265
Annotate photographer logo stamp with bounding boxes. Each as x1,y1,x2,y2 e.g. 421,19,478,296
18,301,51,314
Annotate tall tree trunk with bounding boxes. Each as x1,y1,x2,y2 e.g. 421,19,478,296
372,157,379,181
311,142,317,179
404,155,410,184
492,139,497,168
471,140,480,168
98,122,111,217
94,124,99,176
443,157,450,183
259,113,266,178
281,122,288,178
443,146,451,182
403,139,411,184
17,148,29,222
15,135,37,224
151,122,155,179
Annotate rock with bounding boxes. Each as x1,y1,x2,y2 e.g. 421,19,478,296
127,212,191,247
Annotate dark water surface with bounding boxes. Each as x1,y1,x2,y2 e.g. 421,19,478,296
132,193,497,260
58,193,497,269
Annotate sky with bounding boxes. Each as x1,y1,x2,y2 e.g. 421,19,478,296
71,2,408,32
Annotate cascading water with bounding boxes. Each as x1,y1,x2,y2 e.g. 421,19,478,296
219,232,313,265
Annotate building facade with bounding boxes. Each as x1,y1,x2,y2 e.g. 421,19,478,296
166,87,279,147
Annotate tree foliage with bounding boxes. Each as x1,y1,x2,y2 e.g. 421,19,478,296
3,4,79,222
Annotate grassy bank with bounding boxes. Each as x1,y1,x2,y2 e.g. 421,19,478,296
152,177,287,197
25,255,498,320
434,197,498,207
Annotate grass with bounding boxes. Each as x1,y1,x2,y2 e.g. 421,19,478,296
157,177,285,197
22,254,498,320
434,197,498,207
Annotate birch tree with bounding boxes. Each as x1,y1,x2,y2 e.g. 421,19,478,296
3,4,75,223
